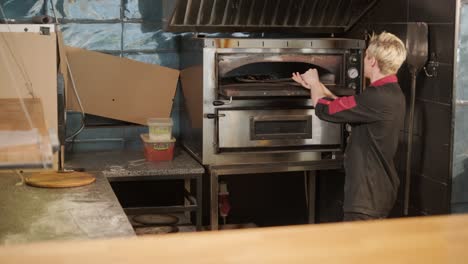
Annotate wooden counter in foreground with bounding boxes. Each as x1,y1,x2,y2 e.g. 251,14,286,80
1,214,467,264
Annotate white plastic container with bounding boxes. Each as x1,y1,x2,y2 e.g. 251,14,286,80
147,118,173,141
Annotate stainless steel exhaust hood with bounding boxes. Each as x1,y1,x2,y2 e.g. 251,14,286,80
167,0,380,34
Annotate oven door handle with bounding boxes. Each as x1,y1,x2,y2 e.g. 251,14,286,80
213,97,233,106
205,113,226,119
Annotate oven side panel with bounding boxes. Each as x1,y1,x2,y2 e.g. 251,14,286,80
202,48,219,165
180,35,205,161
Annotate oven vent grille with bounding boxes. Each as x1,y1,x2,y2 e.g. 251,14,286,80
168,0,380,34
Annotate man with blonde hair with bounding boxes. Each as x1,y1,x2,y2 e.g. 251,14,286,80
292,32,407,221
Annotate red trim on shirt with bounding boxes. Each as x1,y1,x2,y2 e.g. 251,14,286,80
317,98,331,105
370,75,398,87
328,96,357,115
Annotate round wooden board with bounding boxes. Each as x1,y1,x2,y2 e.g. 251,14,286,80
133,214,179,226
134,226,179,236
25,171,96,188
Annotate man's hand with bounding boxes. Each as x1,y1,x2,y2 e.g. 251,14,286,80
292,68,328,106
292,69,321,89
292,72,309,89
301,69,320,85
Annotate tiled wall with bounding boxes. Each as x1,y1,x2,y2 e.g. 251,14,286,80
0,0,181,152
347,0,456,216
452,2,468,214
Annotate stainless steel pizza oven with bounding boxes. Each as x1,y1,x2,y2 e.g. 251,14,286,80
180,38,365,166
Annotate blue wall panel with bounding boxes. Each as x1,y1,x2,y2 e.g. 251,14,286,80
0,0,44,19
124,0,163,22
47,0,120,20
61,23,122,51
123,23,178,50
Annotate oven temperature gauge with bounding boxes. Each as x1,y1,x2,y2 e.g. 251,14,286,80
347,67,359,79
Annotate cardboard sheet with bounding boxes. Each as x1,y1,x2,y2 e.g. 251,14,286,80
65,47,180,125
180,65,204,128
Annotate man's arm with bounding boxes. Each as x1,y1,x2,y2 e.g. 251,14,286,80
314,89,386,124
321,83,337,99
307,79,326,107
293,68,384,124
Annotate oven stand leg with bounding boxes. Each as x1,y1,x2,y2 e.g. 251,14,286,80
307,170,317,224
184,178,190,224
196,174,203,231
210,170,219,230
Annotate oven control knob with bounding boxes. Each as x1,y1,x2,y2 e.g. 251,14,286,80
347,67,359,79
349,55,358,64
348,82,357,90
